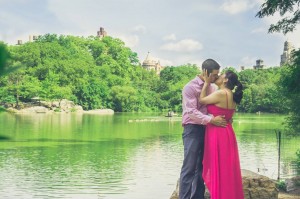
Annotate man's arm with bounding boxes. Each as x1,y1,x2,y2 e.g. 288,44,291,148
182,86,212,125
183,85,226,127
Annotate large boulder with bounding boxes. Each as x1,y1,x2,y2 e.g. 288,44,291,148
242,170,278,199
170,170,278,199
285,176,300,192
84,109,114,115
10,106,51,114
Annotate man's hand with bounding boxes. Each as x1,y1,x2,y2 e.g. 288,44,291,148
210,115,227,127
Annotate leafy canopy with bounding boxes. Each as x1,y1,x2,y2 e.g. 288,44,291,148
256,0,300,34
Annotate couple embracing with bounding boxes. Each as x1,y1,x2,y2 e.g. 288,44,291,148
179,59,244,199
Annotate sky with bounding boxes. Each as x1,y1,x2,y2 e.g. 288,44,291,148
0,0,299,70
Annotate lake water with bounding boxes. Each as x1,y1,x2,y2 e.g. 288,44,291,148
0,112,299,199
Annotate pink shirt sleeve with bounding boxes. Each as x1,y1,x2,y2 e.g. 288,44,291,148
182,84,213,125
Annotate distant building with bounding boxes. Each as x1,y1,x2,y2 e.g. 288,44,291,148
142,52,163,75
280,40,294,66
17,40,22,45
97,27,107,39
240,66,245,71
29,35,38,42
17,35,38,45
253,59,264,70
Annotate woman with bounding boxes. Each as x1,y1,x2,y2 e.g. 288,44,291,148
199,70,244,199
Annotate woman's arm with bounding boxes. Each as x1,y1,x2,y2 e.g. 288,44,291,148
199,83,222,105
199,70,222,105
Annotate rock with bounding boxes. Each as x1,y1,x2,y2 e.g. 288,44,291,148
170,169,278,199
17,106,50,114
170,179,179,199
6,107,18,113
5,100,85,114
242,170,278,199
84,109,114,115
3,100,115,114
74,105,83,113
286,176,300,193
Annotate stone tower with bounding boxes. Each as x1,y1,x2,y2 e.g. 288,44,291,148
280,41,294,66
97,27,107,39
142,52,163,75
253,59,264,69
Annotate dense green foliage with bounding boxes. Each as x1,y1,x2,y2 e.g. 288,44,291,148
0,34,291,114
257,0,300,135
238,67,289,113
0,42,11,76
279,50,300,134
0,42,8,74
0,35,199,112
217,66,288,113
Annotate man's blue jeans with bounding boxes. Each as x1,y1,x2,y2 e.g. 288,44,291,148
179,124,205,199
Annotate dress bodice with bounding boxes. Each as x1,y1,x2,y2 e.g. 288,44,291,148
207,104,235,122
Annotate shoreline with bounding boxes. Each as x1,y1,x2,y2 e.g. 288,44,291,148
1,99,114,115
3,106,114,115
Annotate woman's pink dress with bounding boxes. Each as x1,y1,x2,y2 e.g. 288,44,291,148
202,104,244,199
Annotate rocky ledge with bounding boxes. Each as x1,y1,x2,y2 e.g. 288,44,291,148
3,99,114,115
170,170,279,199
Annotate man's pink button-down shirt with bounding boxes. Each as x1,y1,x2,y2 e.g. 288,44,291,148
182,76,215,126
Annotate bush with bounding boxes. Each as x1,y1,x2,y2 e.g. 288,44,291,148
276,180,287,191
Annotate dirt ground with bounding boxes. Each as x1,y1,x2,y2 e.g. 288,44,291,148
278,188,300,199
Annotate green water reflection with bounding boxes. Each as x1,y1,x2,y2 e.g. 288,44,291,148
0,112,299,199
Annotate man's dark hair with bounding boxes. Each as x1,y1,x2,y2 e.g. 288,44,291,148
202,59,221,75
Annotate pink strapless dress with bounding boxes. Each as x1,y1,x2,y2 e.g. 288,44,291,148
202,104,244,199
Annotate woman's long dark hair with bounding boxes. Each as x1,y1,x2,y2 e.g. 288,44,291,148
225,71,243,104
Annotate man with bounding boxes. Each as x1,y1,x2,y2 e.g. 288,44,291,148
179,59,227,199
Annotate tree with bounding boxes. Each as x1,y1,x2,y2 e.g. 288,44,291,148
159,65,200,112
238,68,288,113
257,0,300,134
0,42,20,76
256,0,300,34
74,77,109,110
110,86,138,112
279,51,300,134
0,42,9,75
221,67,238,74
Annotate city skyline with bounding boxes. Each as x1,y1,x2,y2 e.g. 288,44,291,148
0,0,299,70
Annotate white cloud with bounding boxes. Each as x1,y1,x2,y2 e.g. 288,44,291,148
156,58,173,66
47,1,79,25
1,0,297,68
240,56,257,67
139,53,173,66
184,59,203,67
132,25,147,34
160,39,203,52
116,34,140,48
221,0,254,15
163,34,176,41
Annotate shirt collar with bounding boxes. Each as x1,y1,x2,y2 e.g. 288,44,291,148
196,75,205,85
